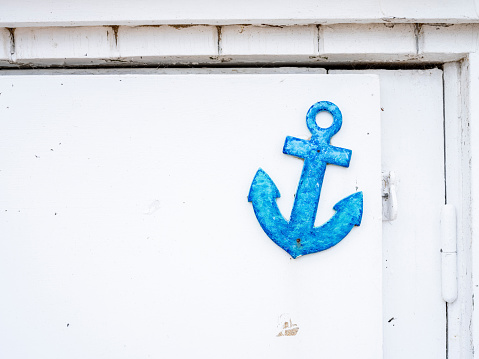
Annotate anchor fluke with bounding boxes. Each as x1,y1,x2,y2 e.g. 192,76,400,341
333,191,363,227
248,168,280,202
248,169,289,242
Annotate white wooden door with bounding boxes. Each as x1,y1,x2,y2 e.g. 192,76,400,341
332,69,446,358
0,73,382,358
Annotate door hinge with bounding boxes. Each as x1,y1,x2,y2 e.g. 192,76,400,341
382,171,398,221
441,204,457,303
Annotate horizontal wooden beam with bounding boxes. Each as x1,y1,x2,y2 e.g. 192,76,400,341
0,24,478,68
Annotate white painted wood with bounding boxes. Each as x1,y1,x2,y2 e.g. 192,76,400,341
468,52,479,359
0,73,382,358
321,24,416,55
118,25,218,58
4,24,479,67
0,68,328,76
443,61,474,359
420,24,479,55
14,27,115,65
221,25,318,56
1,0,479,27
332,69,446,359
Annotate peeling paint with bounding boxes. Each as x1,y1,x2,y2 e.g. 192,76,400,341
216,26,222,56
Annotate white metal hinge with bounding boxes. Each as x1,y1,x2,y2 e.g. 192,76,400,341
382,171,398,221
441,204,457,303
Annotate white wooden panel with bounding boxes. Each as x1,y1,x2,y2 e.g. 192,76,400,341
321,24,416,55
1,0,479,26
221,25,317,56
420,24,479,55
332,69,446,358
118,26,218,58
0,73,381,358
14,27,115,64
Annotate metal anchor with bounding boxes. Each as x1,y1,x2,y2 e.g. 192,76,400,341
248,101,363,258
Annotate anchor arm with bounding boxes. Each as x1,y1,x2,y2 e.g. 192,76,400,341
284,136,351,168
283,136,311,158
320,145,352,168
297,192,363,256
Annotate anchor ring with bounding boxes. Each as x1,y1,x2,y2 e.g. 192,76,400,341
306,101,342,140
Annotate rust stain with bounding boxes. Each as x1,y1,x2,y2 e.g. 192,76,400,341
110,25,119,46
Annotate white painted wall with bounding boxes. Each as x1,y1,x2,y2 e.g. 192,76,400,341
1,0,479,26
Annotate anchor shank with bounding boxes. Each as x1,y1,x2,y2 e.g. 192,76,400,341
289,157,327,233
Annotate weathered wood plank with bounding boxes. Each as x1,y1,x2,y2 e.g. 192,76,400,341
14,27,114,65
118,25,218,58
221,25,318,56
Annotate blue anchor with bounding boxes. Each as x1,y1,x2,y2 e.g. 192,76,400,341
248,101,363,258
